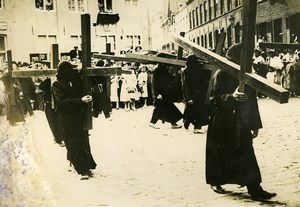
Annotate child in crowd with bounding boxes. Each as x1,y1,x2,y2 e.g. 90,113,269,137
137,64,148,108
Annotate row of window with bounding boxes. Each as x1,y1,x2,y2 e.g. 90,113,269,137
35,0,85,12
0,0,136,12
96,35,141,51
189,0,242,30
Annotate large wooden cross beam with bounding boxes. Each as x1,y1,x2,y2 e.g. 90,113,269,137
11,66,122,78
259,42,300,50
94,53,188,67
169,34,289,104
94,52,212,72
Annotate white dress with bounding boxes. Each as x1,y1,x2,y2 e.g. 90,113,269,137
110,76,119,102
120,71,139,102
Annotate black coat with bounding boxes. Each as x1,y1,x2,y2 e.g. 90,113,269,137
70,49,82,60
181,64,210,126
151,64,182,124
206,70,262,186
52,75,96,174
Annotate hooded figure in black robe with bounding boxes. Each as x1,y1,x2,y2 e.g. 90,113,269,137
181,54,210,133
149,60,183,129
205,43,276,200
52,61,96,177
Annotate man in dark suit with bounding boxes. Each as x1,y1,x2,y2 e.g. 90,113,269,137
69,46,82,61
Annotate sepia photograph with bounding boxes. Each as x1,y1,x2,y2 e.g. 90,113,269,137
0,0,300,206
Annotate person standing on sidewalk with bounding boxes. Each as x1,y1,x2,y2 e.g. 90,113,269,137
181,54,210,134
205,43,277,200
52,61,96,179
149,53,183,129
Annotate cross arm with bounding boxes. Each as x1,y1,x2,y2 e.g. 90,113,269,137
95,53,187,67
170,33,289,104
259,42,300,50
94,54,130,62
84,66,123,76
12,69,57,78
125,53,186,66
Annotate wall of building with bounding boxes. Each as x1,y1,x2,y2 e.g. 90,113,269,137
170,0,300,53
0,0,146,65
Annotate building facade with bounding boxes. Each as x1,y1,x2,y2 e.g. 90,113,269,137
0,0,146,66
155,0,300,54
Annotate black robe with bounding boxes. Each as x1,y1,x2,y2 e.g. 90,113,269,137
52,72,96,174
206,70,262,186
1,75,25,124
150,64,182,124
181,64,210,128
39,78,63,144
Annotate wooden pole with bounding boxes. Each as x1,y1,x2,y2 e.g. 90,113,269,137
239,0,257,92
81,14,92,130
50,44,59,69
7,50,13,124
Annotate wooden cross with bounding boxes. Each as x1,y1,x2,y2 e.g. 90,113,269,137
170,33,289,104
169,0,289,104
7,14,123,129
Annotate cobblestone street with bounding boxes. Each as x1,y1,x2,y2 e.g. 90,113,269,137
20,97,299,207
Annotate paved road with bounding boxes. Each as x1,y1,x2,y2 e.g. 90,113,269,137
22,97,300,206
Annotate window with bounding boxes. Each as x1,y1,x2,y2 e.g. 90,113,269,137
125,0,138,6
209,32,213,48
235,0,241,7
195,7,199,26
35,0,54,11
0,35,6,69
227,0,232,11
77,0,85,12
214,0,218,17
68,0,85,12
209,0,212,20
189,12,192,29
199,4,203,24
126,35,140,50
0,0,4,9
204,1,207,22
192,10,195,28
220,0,224,14
98,0,112,12
37,35,57,53
107,35,116,50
